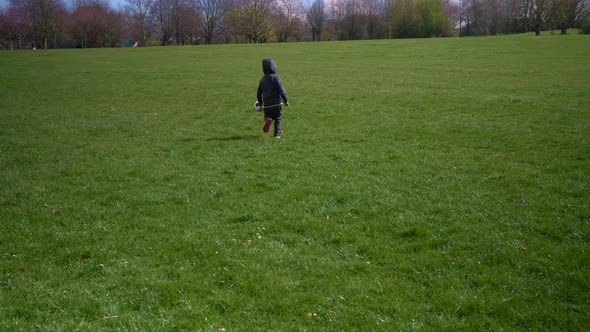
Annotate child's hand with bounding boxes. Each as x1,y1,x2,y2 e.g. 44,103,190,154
284,101,289,107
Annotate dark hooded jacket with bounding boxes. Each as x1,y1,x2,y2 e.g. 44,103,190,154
257,58,288,110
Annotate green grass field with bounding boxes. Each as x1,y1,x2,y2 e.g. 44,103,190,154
1,33,589,330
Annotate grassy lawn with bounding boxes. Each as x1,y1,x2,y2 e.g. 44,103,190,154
1,33,589,330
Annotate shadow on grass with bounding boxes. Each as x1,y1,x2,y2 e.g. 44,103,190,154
181,135,260,142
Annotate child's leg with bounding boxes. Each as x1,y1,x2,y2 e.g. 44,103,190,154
273,111,282,137
263,108,281,135
263,109,273,133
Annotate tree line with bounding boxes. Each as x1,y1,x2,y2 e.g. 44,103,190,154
0,0,588,49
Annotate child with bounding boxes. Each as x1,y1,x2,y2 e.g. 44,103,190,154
257,58,289,138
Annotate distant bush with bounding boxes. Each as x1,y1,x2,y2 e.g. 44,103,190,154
388,0,451,38
582,16,590,34
147,40,161,47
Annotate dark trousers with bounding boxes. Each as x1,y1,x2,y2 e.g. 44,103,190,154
264,107,282,136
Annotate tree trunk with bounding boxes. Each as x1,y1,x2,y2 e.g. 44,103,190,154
561,28,567,34
535,28,541,35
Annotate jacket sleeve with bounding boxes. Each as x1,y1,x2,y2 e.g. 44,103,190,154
277,77,288,103
257,81,263,104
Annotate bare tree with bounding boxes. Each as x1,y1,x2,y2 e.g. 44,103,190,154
462,0,512,35
234,0,274,42
150,0,197,45
553,0,588,33
71,0,103,48
331,0,386,39
388,0,418,38
125,0,152,45
70,0,124,47
20,0,66,48
364,0,386,39
273,0,303,41
458,0,465,34
223,4,242,42
516,0,553,34
461,0,484,35
306,0,325,40
177,1,202,44
494,0,515,34
339,0,364,39
0,8,10,49
444,0,460,35
2,1,31,48
532,0,554,34
197,0,225,43
151,0,175,44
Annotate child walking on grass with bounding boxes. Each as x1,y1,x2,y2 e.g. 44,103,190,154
257,58,289,138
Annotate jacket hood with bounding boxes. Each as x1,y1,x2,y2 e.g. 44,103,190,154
262,58,277,75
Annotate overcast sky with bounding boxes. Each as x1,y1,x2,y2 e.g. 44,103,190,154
0,0,319,10
0,0,126,9
110,0,125,9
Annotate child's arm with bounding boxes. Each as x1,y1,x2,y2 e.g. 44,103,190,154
277,77,288,105
256,82,263,106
